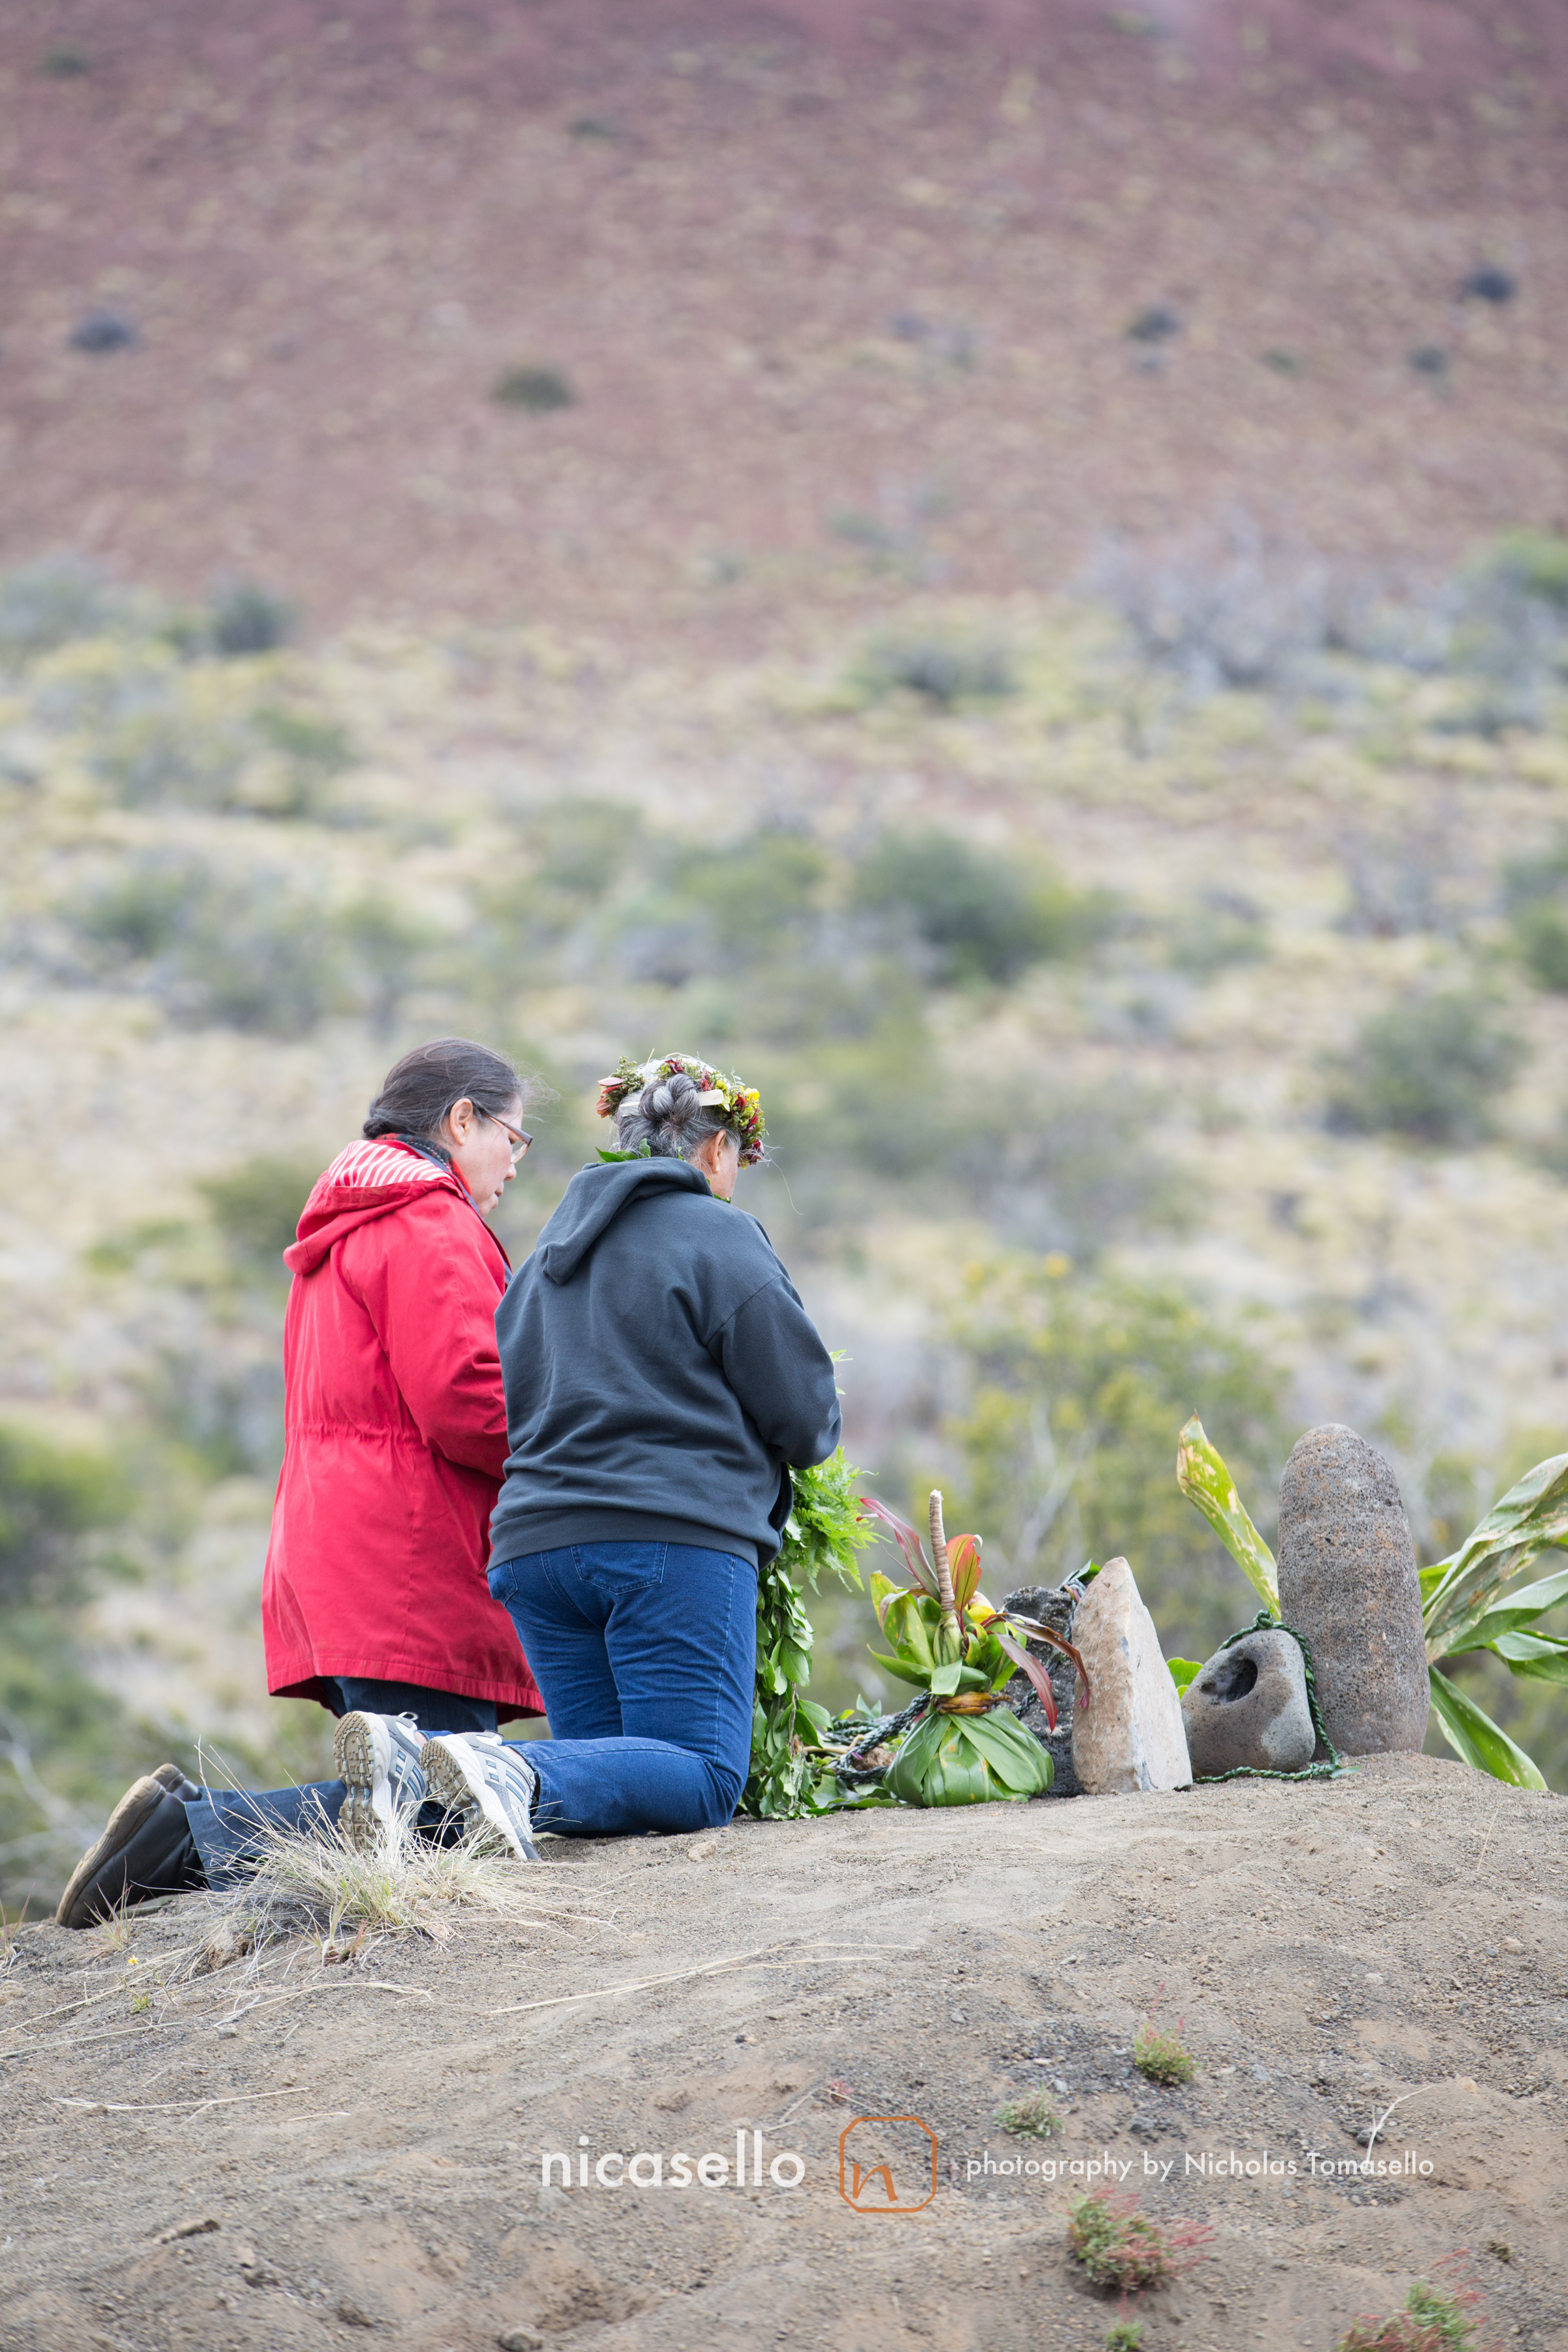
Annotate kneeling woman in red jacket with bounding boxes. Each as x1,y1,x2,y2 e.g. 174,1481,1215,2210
56,1037,544,1927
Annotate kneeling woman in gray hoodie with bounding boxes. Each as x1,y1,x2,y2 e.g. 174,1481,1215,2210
419,1054,841,1853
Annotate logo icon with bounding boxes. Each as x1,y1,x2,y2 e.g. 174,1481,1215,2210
838,2115,939,2213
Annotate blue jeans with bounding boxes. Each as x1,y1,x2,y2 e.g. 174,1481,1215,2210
184,1676,498,1887
489,1543,757,1838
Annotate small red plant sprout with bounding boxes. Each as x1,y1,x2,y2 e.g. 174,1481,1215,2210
1067,2189,1215,2300
1133,1982,1196,2087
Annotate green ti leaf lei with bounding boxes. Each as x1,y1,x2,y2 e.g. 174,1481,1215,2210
742,1446,877,1820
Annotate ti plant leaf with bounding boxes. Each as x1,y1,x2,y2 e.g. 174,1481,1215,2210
1167,1658,1203,1694
853,1488,1072,1804
1485,1631,1568,1686
885,1704,1052,1807
1440,1559,1568,1689
1467,1560,1568,1639
1428,1667,1548,1790
857,1494,940,1599
1176,1414,1279,1611
1421,1454,1568,1663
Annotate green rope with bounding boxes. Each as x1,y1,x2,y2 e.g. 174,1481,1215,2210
1189,1607,1355,1784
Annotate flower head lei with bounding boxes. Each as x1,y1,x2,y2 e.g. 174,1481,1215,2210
595,1052,766,1168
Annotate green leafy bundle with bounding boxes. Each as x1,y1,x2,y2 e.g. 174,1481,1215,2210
860,1490,1087,1806
1178,1414,1568,1788
741,1447,874,1819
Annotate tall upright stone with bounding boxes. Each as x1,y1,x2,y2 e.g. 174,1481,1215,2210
1275,1424,1430,1755
1069,1556,1192,1795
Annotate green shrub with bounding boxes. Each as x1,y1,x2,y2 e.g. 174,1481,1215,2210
253,704,355,777
0,1424,123,1607
609,826,830,991
0,557,118,662
1067,2192,1173,2295
1133,2016,1195,2085
172,877,342,1034
939,1081,1192,1252
1335,2277,1482,2352
995,2085,1062,2138
855,633,1016,708
197,1156,321,1269
67,853,345,1035
671,830,828,959
1324,988,1526,1145
492,365,575,412
949,1265,1288,1657
338,895,441,1032
529,798,644,894
472,801,645,997
1166,894,1268,976
139,1343,284,1479
1501,834,1568,992
208,581,295,656
93,696,250,809
854,829,1113,984
73,855,191,962
1512,899,1568,992
1490,529,1568,613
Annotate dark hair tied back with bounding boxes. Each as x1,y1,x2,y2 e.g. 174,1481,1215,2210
364,1037,523,1161
615,1070,739,1164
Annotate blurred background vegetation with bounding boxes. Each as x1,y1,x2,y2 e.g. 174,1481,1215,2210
5,521,1568,1911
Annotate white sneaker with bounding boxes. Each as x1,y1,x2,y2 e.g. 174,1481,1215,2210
420,1733,539,1862
334,1712,429,1850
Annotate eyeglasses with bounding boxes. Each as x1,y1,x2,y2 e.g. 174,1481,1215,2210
482,1109,533,1164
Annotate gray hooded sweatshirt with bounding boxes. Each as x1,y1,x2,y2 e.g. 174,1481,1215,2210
488,1158,841,1570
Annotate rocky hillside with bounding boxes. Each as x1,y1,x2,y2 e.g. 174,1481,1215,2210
1,1,1566,638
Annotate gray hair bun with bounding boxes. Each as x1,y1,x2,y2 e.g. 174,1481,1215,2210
618,1070,740,1163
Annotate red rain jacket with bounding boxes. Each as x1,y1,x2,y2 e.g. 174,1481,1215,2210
261,1139,544,1718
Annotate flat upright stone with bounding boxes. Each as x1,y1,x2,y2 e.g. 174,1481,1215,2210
1069,1556,1192,1795
1275,1423,1430,1756
999,1583,1081,1799
1181,1627,1315,1777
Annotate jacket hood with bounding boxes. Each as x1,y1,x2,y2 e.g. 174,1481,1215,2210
534,1158,713,1286
284,1139,476,1276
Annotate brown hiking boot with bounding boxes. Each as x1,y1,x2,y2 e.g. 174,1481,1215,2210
55,1767,204,1929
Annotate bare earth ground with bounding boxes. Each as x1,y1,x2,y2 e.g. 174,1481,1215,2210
2,1755,1565,2352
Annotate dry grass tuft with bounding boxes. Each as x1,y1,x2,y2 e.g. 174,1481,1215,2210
196,1811,596,1962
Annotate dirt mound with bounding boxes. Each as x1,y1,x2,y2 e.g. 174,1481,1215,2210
3,1752,1564,2350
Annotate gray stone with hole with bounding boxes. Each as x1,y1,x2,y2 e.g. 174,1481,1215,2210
1180,1628,1315,1777
1275,1423,1430,1755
